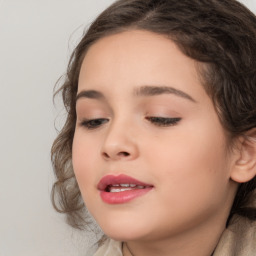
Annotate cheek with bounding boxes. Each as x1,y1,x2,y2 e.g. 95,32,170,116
145,137,231,230
146,119,230,202
72,131,99,193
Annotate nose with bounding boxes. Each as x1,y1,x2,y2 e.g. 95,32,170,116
101,120,139,161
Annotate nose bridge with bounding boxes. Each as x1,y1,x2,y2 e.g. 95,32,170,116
101,116,139,161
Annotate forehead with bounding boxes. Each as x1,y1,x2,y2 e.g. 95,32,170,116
78,30,205,101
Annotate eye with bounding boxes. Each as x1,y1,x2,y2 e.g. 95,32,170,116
79,118,109,129
146,117,181,127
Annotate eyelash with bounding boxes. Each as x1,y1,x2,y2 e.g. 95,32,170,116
80,118,109,129
145,117,181,127
79,117,181,130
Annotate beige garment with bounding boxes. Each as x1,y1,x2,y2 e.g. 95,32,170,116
93,239,122,256
213,216,256,255
93,216,256,256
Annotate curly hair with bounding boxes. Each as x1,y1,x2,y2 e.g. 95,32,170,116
51,0,256,229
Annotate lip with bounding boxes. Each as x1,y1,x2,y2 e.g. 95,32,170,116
97,174,153,204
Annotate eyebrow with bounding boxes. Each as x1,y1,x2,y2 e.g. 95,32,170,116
76,90,104,101
134,86,196,102
76,85,196,103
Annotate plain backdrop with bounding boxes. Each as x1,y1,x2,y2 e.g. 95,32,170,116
0,0,255,255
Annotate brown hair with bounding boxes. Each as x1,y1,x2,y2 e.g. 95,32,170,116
51,0,256,229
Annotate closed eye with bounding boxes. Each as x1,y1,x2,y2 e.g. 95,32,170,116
80,118,109,129
146,117,181,127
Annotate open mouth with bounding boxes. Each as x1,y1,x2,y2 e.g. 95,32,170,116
98,174,153,192
98,174,154,204
105,183,151,193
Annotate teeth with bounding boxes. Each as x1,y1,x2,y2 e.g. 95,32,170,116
110,188,133,192
120,184,130,187
108,184,147,192
111,184,143,188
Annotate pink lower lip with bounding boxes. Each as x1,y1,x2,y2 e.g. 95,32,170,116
100,187,152,204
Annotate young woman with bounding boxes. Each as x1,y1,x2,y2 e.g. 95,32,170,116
51,0,256,255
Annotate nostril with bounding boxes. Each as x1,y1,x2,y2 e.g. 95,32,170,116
118,151,130,157
101,150,131,160
102,152,110,158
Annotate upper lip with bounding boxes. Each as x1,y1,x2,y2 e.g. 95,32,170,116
97,174,153,191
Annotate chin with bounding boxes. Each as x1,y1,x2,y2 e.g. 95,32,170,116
96,215,151,242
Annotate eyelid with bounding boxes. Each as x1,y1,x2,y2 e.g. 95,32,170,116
79,118,109,130
145,116,181,127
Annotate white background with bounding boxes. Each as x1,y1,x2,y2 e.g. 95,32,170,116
0,0,255,255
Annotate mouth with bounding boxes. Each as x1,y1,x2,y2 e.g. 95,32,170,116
97,174,154,204
105,183,149,192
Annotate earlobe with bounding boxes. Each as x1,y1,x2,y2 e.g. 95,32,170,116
230,129,256,183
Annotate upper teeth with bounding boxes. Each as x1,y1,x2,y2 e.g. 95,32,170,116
112,184,137,188
107,184,146,192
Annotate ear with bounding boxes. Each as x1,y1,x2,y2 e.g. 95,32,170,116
230,128,256,183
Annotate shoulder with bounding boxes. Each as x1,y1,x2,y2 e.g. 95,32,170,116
93,239,123,256
213,216,256,256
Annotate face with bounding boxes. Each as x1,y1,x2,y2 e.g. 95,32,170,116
73,30,237,242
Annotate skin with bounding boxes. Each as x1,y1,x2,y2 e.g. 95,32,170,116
72,30,240,256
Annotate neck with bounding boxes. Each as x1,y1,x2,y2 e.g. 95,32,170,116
123,242,135,256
